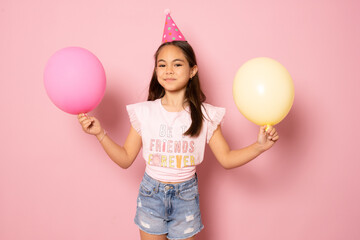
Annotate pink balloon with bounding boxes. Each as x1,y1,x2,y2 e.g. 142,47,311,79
44,47,106,114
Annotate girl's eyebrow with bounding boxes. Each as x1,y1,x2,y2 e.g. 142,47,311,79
173,59,185,62
157,59,185,63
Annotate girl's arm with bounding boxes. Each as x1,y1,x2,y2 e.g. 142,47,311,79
78,114,142,169
208,125,279,169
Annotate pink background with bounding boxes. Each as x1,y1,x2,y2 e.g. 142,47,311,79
1,0,359,239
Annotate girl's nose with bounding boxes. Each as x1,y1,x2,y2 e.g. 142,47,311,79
166,66,174,74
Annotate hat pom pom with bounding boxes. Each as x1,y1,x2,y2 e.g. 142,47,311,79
164,9,171,15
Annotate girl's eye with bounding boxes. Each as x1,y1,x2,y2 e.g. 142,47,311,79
158,64,166,68
174,64,183,67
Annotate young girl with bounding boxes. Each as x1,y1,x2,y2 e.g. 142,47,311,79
78,12,278,240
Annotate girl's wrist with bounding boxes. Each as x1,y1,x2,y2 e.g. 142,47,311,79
254,142,267,154
96,129,107,142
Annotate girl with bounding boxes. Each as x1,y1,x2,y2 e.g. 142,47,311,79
78,12,278,240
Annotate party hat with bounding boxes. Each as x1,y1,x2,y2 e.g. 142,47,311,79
162,9,186,43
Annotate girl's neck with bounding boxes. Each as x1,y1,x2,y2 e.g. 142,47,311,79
161,93,188,112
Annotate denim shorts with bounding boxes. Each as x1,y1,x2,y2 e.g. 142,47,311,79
134,172,204,239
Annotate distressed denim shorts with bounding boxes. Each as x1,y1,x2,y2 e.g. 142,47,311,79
134,172,204,239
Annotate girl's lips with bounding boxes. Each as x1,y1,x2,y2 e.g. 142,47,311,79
164,78,176,81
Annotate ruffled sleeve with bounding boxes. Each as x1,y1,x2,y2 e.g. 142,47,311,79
203,104,226,143
126,104,142,136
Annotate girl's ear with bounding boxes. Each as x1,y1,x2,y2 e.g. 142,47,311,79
190,65,198,78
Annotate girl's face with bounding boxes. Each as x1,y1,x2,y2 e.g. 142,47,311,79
155,45,198,94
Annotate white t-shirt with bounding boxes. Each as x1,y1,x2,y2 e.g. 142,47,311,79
126,99,225,182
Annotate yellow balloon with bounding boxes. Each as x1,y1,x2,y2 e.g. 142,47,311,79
233,57,294,126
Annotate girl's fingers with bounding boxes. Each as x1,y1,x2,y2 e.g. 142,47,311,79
78,114,87,121
79,118,95,132
83,118,92,125
260,125,267,134
78,113,87,119
265,127,278,140
79,115,94,125
271,135,279,141
80,118,92,126
265,127,276,136
78,113,90,120
270,128,277,136
84,121,93,129
78,117,87,124
269,132,279,141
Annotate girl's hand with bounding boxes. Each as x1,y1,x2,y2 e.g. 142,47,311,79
257,125,279,152
77,113,103,136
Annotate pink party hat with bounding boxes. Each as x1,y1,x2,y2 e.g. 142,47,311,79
162,9,186,43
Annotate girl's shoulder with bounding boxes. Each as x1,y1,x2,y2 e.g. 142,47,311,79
202,102,226,113
201,102,226,121
126,100,161,131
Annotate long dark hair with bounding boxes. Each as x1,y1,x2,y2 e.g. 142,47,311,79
148,41,206,137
